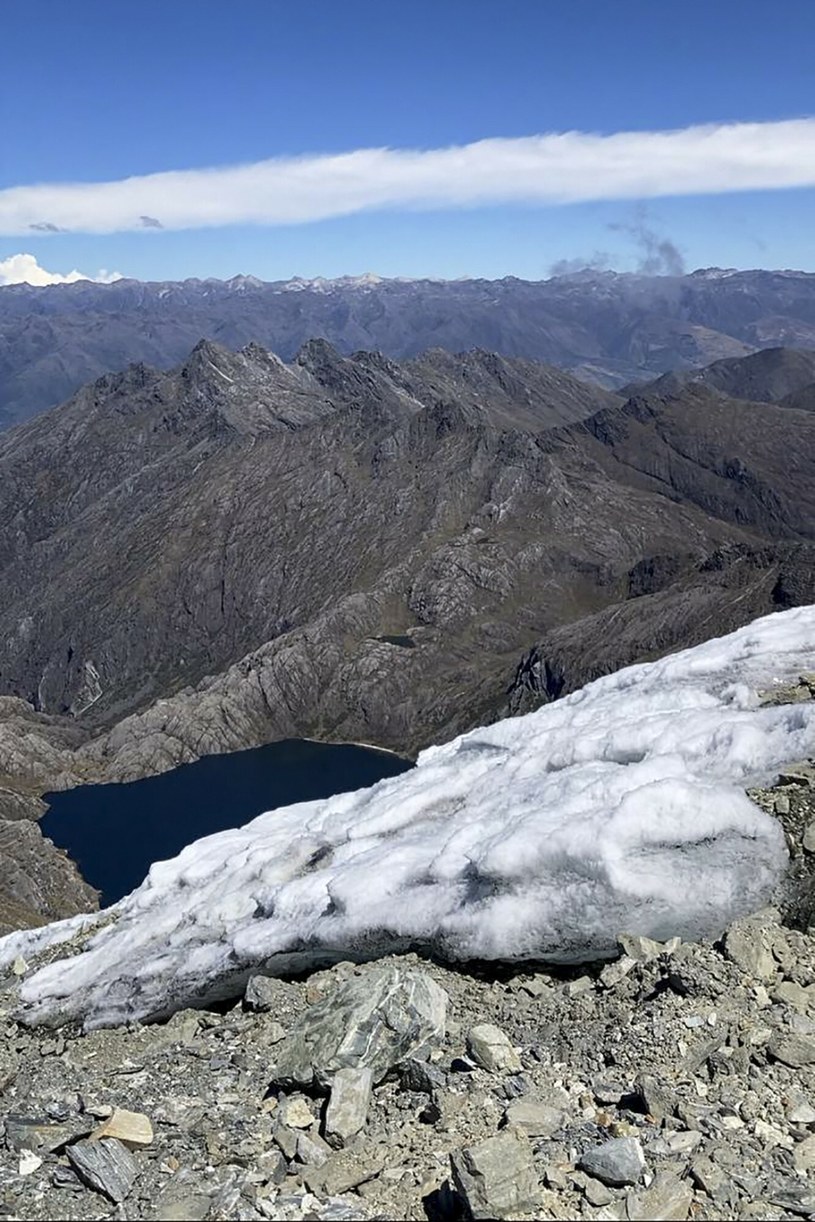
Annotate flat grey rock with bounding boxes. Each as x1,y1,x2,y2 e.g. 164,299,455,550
466,1023,521,1074
324,1066,373,1147
580,1136,645,1187
450,1127,541,1220
768,1032,815,1067
626,1170,693,1221
502,1098,565,1138
66,1136,138,1203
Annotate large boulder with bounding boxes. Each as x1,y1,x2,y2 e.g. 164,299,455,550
269,965,447,1090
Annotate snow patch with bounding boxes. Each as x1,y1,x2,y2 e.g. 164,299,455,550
2,606,813,1029
206,360,234,385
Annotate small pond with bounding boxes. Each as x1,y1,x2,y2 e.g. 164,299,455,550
42,738,413,907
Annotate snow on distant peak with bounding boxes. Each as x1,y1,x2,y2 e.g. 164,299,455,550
226,274,265,291
690,267,740,280
2,607,814,1029
280,273,387,293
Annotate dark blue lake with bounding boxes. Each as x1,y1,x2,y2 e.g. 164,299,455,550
42,738,413,908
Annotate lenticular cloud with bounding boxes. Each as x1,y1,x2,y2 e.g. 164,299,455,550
3,607,813,1029
2,119,815,235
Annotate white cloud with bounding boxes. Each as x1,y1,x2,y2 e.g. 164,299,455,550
0,252,122,286
0,119,813,236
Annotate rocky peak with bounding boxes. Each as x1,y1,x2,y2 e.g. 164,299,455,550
178,338,241,385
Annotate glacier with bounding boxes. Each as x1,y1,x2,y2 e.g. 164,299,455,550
2,605,814,1030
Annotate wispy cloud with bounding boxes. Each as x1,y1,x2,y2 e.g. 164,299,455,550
0,253,122,286
1,119,813,236
549,252,613,276
608,206,686,275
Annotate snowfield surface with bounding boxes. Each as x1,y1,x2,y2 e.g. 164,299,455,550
3,606,815,1029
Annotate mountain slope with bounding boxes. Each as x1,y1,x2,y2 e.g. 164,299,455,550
3,268,815,426
629,346,815,404
0,342,622,725
0,341,813,779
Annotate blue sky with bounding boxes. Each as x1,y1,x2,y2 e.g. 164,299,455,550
2,0,814,283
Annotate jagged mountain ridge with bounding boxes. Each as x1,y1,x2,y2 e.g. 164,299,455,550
1,340,814,764
1,341,815,931
3,267,815,426
0,340,622,724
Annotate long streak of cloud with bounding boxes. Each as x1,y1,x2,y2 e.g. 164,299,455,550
1,119,814,236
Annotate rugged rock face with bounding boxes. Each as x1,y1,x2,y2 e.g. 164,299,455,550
3,269,815,426
508,542,815,712
0,700,98,933
2,342,814,759
0,339,623,728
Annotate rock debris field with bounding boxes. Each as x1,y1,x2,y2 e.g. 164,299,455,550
0,763,811,1221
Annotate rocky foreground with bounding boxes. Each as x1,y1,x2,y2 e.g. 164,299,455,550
0,764,812,1222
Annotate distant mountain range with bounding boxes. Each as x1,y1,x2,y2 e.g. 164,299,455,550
3,267,815,427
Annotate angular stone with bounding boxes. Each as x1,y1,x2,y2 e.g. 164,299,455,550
91,1106,153,1148
664,1131,702,1155
67,1137,138,1203
723,920,777,979
565,975,594,997
245,975,287,1013
637,1075,674,1122
580,1137,645,1187
788,1099,815,1125
519,977,551,998
282,1097,315,1129
600,955,636,988
503,1099,565,1138
303,1149,385,1196
584,1177,614,1207
324,1066,373,1147
18,1149,42,1176
270,966,447,1089
257,1147,288,1185
773,981,815,1013
768,1033,815,1067
466,1024,522,1074
794,1135,815,1173
4,1112,92,1153
296,1129,331,1168
626,1171,693,1221
450,1127,541,1220
397,1057,446,1094
690,1156,730,1201
273,1122,298,1160
804,821,815,855
617,934,666,962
